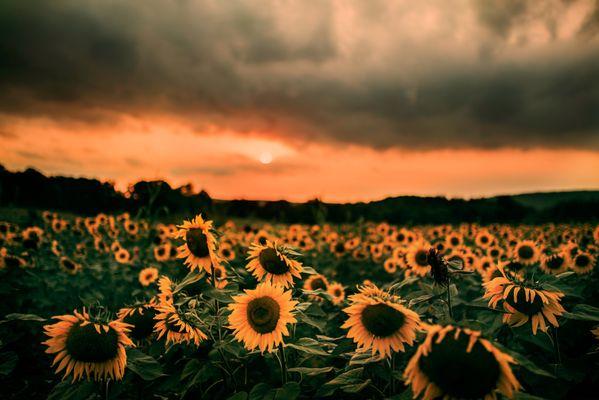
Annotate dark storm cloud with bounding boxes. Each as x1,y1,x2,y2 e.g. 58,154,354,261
0,0,598,150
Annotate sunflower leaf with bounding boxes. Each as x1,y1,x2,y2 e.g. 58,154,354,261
1,313,45,323
562,304,599,322
287,366,334,376
493,343,555,378
126,349,165,381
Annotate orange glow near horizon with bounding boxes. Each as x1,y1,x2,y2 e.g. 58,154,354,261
1,117,598,203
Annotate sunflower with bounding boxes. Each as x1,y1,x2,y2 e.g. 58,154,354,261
512,240,539,265
570,251,595,274
117,303,158,342
328,282,346,305
175,214,220,274
245,241,303,288
342,286,420,358
209,263,228,289
153,242,171,262
384,257,400,274
114,247,131,264
540,253,569,275
475,229,495,248
154,303,207,346
483,268,565,334
60,256,82,275
445,232,463,249
42,309,134,381
158,276,175,305
228,282,297,353
139,267,159,286
303,273,329,299
406,241,431,276
218,243,236,261
404,325,520,400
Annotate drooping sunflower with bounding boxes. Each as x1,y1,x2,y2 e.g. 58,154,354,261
228,282,297,353
245,241,303,288
154,303,207,346
328,282,346,305
139,267,159,286
404,325,520,400
60,256,82,275
175,214,220,274
342,286,420,358
512,240,540,265
483,267,565,334
42,309,134,381
117,302,158,343
570,251,595,274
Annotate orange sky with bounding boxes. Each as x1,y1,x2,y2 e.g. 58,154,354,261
2,116,598,202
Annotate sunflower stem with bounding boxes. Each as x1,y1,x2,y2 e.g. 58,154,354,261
446,279,453,319
278,343,288,385
390,353,396,394
552,326,561,367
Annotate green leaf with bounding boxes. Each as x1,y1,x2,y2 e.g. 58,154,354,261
0,351,18,375
514,393,547,400
342,379,371,393
494,343,554,378
562,304,599,322
204,287,234,303
286,342,329,356
287,366,333,376
249,383,272,400
48,381,97,400
1,313,46,323
272,382,300,400
227,392,248,400
181,359,201,381
301,266,318,275
126,349,165,381
349,351,382,366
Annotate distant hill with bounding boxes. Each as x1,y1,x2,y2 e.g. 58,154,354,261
0,164,597,224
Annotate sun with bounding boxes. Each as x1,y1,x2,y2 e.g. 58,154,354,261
259,151,273,164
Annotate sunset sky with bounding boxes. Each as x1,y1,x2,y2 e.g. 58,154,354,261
1,0,598,202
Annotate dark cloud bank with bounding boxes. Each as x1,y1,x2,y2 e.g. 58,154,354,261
0,0,598,150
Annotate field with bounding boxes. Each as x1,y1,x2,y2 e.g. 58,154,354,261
1,211,598,399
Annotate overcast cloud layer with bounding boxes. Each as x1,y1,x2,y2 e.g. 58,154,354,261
1,0,598,150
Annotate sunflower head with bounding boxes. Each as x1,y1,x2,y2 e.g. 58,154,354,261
154,303,207,346
570,252,595,274
118,303,157,342
246,241,303,288
483,269,565,334
176,214,220,274
404,325,520,400
342,288,420,358
228,282,297,353
43,308,134,381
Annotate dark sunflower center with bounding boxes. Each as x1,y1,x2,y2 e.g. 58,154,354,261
259,248,289,275
165,313,187,333
490,249,499,257
575,255,590,268
222,248,231,257
310,278,327,290
186,228,210,258
505,287,545,315
480,235,489,243
247,297,280,334
124,309,157,341
505,261,524,272
415,250,428,266
419,332,500,399
334,243,345,253
360,303,405,338
62,260,76,270
451,237,459,246
258,236,268,245
397,233,405,241
546,255,564,270
65,322,119,362
518,245,534,259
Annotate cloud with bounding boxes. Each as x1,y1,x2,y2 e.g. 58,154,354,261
0,0,598,150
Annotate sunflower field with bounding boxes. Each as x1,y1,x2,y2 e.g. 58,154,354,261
1,211,598,399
